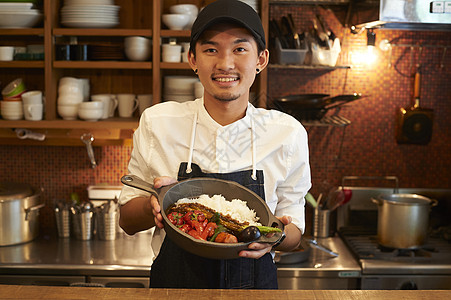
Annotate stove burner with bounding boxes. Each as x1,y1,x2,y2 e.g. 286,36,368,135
339,227,451,263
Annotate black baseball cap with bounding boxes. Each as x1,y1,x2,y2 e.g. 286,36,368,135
190,0,266,52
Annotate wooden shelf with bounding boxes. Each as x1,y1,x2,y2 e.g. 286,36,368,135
0,28,44,36
0,119,139,130
160,30,191,37
53,28,152,37
0,61,45,68
160,62,191,69
53,61,152,69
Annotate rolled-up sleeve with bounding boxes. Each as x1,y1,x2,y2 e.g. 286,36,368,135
274,125,311,233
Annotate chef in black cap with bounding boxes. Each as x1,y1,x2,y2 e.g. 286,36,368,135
119,0,311,289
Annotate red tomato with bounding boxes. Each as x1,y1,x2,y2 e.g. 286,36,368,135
188,229,205,240
168,212,184,226
179,224,191,233
201,222,217,240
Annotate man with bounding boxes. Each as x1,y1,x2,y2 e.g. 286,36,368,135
119,0,311,289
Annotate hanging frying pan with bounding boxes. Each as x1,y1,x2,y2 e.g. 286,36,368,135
396,70,434,145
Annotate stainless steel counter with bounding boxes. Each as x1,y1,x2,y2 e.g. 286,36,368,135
0,231,154,277
0,231,361,289
275,236,361,289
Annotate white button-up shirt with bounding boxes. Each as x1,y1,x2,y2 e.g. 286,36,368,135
119,98,311,258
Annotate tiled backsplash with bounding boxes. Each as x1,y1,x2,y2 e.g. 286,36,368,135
1,6,450,232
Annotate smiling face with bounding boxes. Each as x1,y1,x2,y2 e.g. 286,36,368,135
188,22,268,107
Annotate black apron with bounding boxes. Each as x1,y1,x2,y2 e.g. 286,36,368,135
149,162,278,289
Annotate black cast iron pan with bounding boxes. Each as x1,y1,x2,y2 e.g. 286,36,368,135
274,93,364,120
121,175,285,260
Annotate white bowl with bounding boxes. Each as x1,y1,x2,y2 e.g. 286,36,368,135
0,11,43,29
78,108,104,121
164,76,198,95
58,104,79,120
79,101,104,110
57,94,83,105
162,14,190,30
169,4,198,16
125,46,151,61
124,36,151,48
1,111,23,120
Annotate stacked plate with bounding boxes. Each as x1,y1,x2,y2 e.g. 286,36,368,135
60,0,120,28
164,76,199,103
239,0,258,13
0,3,43,28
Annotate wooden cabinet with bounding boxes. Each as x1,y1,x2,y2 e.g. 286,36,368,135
0,0,270,145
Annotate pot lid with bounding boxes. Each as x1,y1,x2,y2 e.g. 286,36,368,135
0,182,34,201
378,193,432,206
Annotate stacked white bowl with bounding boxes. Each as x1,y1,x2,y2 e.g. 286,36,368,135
124,36,151,61
1,100,23,120
0,2,43,29
168,4,198,30
57,77,84,120
78,101,104,121
164,76,199,103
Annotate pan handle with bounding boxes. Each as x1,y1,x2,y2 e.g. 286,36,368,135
255,214,286,246
121,175,159,199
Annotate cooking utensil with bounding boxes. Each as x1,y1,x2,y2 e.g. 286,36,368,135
81,133,97,169
274,93,363,121
371,193,438,249
281,16,296,49
306,238,338,257
287,14,302,49
0,182,44,246
121,175,285,260
274,237,311,264
270,19,289,49
396,70,434,144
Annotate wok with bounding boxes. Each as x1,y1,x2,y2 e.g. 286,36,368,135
273,93,363,120
121,175,285,260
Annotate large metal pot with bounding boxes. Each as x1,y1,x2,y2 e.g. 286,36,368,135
0,182,44,246
371,193,437,249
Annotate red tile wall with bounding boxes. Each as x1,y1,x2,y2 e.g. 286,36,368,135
1,5,450,232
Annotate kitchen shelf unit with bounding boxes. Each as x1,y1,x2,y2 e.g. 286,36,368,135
0,0,270,145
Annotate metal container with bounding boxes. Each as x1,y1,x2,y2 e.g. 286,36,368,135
96,201,119,241
55,201,70,238
71,203,94,240
371,193,438,249
0,182,44,246
313,208,335,238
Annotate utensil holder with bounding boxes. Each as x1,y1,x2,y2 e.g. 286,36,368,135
55,208,70,238
313,208,334,238
71,210,94,240
96,211,118,241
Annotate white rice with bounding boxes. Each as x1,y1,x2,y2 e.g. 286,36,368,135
175,194,261,226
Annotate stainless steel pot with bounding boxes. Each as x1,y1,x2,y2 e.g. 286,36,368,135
0,182,44,246
371,193,437,249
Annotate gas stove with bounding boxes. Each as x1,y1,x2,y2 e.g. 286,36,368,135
334,180,451,289
339,227,451,275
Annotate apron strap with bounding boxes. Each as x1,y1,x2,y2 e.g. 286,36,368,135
186,111,198,174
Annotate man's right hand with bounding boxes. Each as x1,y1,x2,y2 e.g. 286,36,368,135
151,176,177,228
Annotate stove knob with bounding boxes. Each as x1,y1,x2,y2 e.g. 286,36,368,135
400,281,418,290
